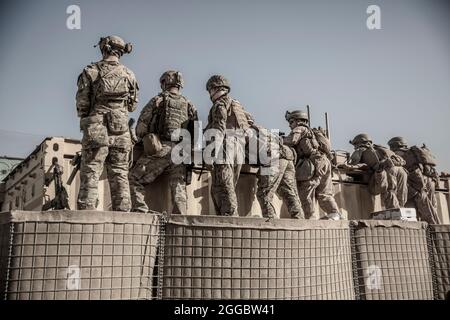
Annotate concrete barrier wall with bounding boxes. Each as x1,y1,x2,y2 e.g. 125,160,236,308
430,224,450,300
351,220,434,300
162,216,355,300
0,211,160,300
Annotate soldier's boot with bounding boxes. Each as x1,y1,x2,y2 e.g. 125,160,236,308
77,198,98,210
320,212,342,220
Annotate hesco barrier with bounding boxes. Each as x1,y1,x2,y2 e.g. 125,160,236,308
429,224,450,300
0,211,161,300
351,220,434,300
1,211,449,300
162,216,355,300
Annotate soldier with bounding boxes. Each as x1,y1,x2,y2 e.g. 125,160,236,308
255,127,304,219
129,70,198,214
388,137,440,224
204,75,253,216
76,36,138,211
341,134,408,209
283,110,341,220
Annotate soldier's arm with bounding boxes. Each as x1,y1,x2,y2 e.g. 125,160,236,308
208,103,228,133
127,69,139,112
345,149,368,170
75,69,92,118
135,97,159,139
283,127,304,147
188,101,199,121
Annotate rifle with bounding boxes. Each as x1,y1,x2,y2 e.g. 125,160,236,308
186,163,193,185
128,117,139,168
67,152,82,186
43,158,70,210
129,118,138,145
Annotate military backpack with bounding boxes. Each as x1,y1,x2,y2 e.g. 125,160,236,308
410,145,437,166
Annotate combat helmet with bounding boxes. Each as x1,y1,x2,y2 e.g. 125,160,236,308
206,75,230,92
160,70,184,90
388,136,408,149
350,133,372,146
285,110,309,122
97,36,132,55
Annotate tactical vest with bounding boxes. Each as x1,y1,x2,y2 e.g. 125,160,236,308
93,62,130,109
157,92,189,141
296,126,320,159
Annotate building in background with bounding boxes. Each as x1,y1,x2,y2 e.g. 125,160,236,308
0,156,23,210
0,157,23,181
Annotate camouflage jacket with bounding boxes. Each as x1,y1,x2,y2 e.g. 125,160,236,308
205,95,253,133
349,144,404,172
76,60,139,118
283,125,319,160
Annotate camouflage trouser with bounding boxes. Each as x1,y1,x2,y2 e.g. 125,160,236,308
77,146,131,211
129,144,187,214
381,166,408,209
297,156,339,219
211,163,242,216
257,159,304,219
407,169,440,224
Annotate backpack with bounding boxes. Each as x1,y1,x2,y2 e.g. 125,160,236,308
365,144,405,170
312,128,332,159
410,145,437,166
93,63,129,101
297,126,319,157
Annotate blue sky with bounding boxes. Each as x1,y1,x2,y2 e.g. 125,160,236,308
0,0,449,170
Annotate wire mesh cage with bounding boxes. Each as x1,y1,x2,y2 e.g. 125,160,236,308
162,216,355,300
429,224,450,300
351,220,434,300
1,210,449,300
0,210,162,300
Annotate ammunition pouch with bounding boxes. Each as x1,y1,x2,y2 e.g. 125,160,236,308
106,110,129,135
80,115,109,149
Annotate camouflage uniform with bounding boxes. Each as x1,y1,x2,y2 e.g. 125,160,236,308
348,135,408,209
205,75,253,216
284,112,340,219
388,137,440,224
76,36,138,211
206,96,251,216
129,71,197,214
256,143,304,219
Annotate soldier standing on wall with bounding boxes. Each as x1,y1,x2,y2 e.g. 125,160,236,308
129,71,198,214
388,137,441,224
76,36,139,211
204,75,254,216
341,134,408,210
254,125,304,219
283,110,341,220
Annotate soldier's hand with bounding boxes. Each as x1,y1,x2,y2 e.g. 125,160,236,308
337,163,350,170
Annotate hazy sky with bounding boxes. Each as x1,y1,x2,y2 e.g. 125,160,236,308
0,0,449,170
